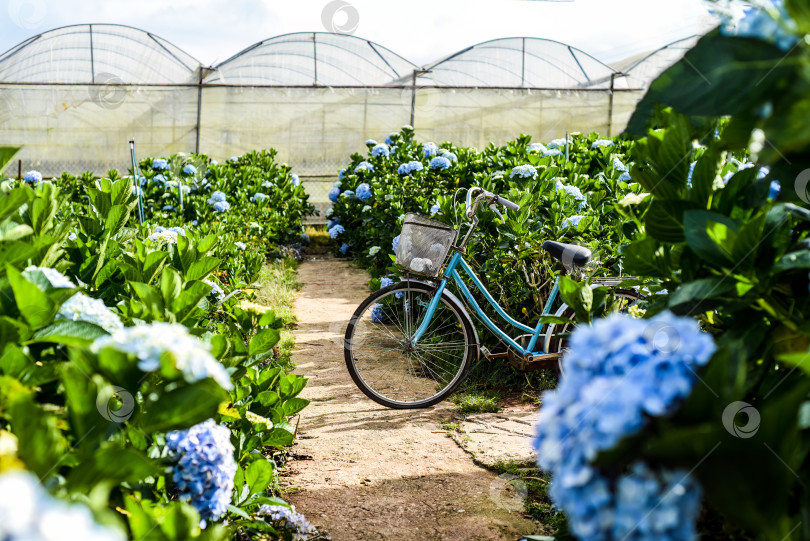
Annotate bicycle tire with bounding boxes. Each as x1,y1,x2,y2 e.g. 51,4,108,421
548,288,643,373
344,280,477,409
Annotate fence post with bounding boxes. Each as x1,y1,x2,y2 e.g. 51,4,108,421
607,73,616,138
17,159,21,180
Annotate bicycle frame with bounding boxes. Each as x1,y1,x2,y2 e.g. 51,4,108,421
411,251,560,357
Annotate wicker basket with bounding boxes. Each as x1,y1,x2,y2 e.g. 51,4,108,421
395,213,458,278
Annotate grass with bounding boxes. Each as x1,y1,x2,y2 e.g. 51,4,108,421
255,257,301,369
450,388,503,414
490,459,568,535
305,225,332,253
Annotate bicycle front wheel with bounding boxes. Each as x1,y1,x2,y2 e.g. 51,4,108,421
344,281,476,409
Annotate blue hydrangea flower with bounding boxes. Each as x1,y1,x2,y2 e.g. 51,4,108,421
203,279,225,302
365,139,378,146
207,191,227,204
152,174,166,184
380,277,393,288
355,162,374,174
369,246,380,256
166,419,236,528
327,219,340,230
228,156,239,163
547,138,568,149
371,143,390,158
385,132,396,145
328,187,340,202
591,139,615,149
209,160,218,166
257,504,315,539
429,156,452,171
57,293,123,333
543,148,563,158
398,161,424,175
68,231,77,241
356,183,373,201
289,173,299,187
0,471,126,540
528,142,547,153
511,164,537,179
423,142,438,158
212,201,230,212
442,151,458,162
562,215,584,229
162,205,175,212
182,164,197,176
23,265,75,289
339,243,349,255
152,158,169,171
768,180,781,200
392,235,400,253
686,161,697,188
613,157,628,172
342,190,355,199
714,0,799,50
300,233,310,245
430,203,440,216
329,224,345,238
338,169,345,180
23,170,42,185
555,180,586,202
534,311,714,541
92,322,233,390
252,192,267,202
371,303,384,323
619,172,633,182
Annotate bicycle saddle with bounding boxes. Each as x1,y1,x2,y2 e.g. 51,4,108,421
542,240,592,267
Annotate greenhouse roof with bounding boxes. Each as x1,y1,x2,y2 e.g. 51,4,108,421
204,32,418,86
0,24,200,84
616,35,700,88
410,37,620,89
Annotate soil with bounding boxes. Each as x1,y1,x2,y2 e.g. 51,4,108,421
284,256,546,540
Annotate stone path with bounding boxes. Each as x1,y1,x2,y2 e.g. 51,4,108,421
285,256,544,540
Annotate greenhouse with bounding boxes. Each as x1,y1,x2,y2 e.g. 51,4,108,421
6,3,807,539
0,24,689,182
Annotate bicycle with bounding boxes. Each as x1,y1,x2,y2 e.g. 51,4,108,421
344,186,641,409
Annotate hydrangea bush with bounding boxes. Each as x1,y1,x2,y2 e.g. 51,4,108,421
0,148,315,539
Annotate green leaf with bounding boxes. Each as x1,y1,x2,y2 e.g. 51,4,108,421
668,277,735,313
0,223,33,242
67,446,160,492
160,267,182,307
138,378,229,433
683,210,739,264
775,251,810,272
30,319,109,346
627,33,791,134
0,146,20,173
249,328,280,358
6,391,69,478
186,256,221,281
6,265,56,328
104,204,129,237
245,458,274,497
282,397,310,416
645,199,700,243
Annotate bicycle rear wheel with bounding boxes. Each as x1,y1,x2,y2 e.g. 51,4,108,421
548,288,643,373
344,281,476,409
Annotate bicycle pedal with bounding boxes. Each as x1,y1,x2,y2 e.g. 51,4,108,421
480,346,492,360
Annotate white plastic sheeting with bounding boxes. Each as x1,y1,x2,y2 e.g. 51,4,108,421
0,24,694,179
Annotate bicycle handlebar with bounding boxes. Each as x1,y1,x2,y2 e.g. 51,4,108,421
464,187,520,221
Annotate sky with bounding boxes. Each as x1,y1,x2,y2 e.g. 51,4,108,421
0,0,717,67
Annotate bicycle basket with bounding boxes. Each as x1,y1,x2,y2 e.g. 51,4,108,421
395,213,457,278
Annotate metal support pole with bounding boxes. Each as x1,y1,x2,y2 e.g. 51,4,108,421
409,69,417,127
129,140,145,224
607,73,616,138
564,131,569,164
195,68,204,153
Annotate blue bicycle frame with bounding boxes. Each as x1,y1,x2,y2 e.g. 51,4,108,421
411,251,560,357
